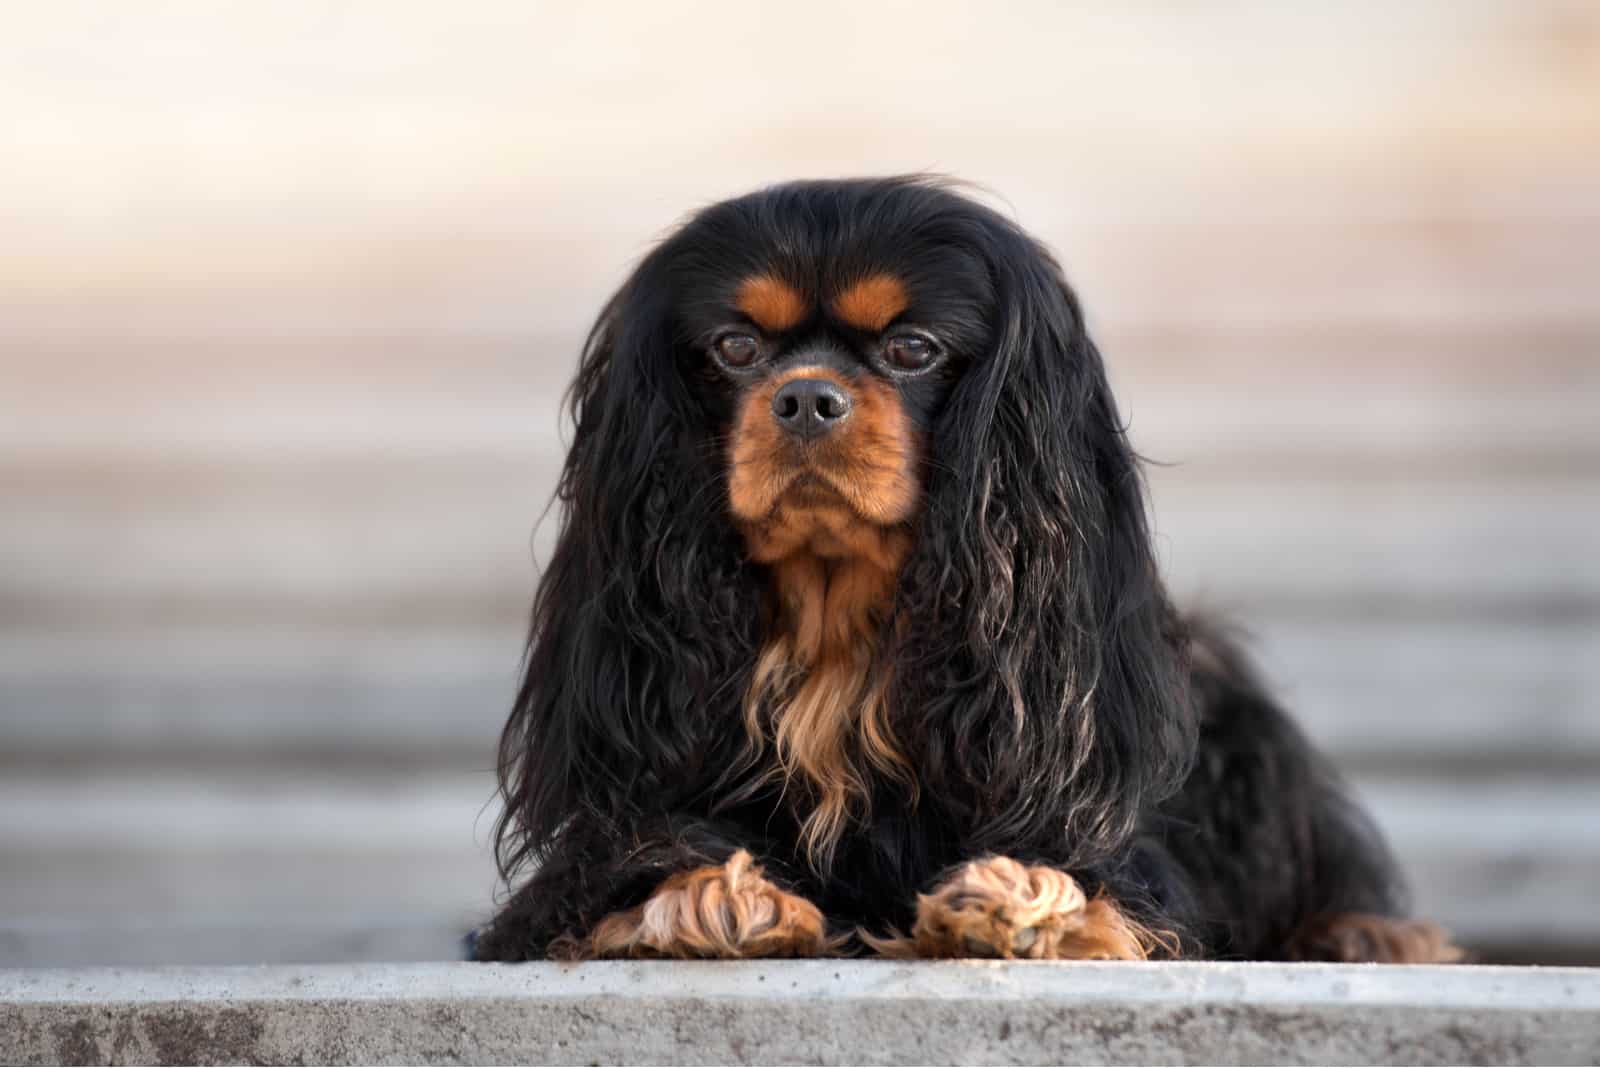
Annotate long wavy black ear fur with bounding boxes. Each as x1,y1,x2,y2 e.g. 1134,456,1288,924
895,206,1197,865
491,249,763,884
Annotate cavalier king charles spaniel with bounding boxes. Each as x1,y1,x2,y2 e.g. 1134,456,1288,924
473,177,1459,964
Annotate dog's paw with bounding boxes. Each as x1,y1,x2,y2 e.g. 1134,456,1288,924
1287,912,1464,964
589,850,832,959
869,856,1159,961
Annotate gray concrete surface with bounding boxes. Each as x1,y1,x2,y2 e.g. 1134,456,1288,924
3,960,1597,1065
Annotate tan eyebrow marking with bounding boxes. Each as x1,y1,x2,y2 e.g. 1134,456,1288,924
735,274,808,333
831,273,910,332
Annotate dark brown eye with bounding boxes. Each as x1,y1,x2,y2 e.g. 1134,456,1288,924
714,332,761,368
884,333,939,371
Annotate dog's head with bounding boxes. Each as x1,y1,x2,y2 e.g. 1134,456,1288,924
682,195,994,554
499,178,1193,876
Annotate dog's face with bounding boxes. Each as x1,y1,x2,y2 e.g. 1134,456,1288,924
663,199,997,565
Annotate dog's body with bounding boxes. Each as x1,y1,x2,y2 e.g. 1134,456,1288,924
476,178,1456,964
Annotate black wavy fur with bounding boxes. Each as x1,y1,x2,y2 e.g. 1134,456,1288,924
474,177,1413,961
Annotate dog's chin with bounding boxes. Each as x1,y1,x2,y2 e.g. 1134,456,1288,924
731,462,900,525
780,472,848,509
728,460,919,566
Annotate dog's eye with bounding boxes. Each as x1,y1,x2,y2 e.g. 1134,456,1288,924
884,333,939,371
714,332,762,368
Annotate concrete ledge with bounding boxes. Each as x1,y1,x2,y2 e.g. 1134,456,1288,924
3,961,1598,1066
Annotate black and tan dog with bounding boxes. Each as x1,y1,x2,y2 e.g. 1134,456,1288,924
474,177,1458,965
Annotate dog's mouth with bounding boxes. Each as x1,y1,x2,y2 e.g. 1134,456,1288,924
763,459,907,525
732,467,912,566
731,445,856,514
782,471,829,496
774,469,849,507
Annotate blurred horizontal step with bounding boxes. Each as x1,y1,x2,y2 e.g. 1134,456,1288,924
0,770,497,921
0,769,1594,964
1247,614,1600,770
1353,776,1600,950
2,332,580,394
1,616,1596,773
1127,378,1600,467
0,621,518,765
1068,212,1600,334
0,456,552,605
0,915,471,969
3,1,1597,182
1146,469,1600,604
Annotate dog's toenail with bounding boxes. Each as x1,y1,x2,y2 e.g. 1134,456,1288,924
962,934,999,957
1013,927,1039,951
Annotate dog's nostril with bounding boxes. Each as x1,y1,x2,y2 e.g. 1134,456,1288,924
775,394,801,420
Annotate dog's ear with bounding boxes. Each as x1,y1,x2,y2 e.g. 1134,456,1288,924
896,216,1196,862
493,249,761,882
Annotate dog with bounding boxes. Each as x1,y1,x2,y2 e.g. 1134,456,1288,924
473,177,1458,964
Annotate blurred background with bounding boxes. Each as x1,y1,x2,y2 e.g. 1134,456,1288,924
2,1,1597,967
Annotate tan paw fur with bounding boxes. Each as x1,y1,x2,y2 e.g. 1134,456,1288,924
869,856,1162,961
1287,912,1464,964
587,850,832,959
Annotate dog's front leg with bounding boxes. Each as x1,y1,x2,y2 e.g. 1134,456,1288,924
474,818,833,961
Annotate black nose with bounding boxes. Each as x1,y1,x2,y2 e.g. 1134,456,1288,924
771,377,853,440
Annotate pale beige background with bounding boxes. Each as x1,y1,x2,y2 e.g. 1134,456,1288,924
2,1,1597,964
